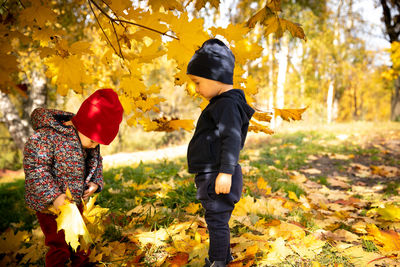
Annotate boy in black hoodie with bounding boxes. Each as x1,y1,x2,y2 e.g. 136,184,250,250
186,39,255,267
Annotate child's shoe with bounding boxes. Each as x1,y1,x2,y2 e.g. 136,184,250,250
204,258,226,267
226,248,234,264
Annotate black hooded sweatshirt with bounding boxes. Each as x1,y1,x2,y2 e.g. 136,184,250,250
187,89,255,174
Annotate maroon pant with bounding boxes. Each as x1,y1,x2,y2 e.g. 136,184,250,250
36,208,91,267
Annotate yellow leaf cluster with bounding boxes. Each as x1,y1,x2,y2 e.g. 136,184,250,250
275,107,307,121
246,2,306,41
45,54,90,96
56,201,93,252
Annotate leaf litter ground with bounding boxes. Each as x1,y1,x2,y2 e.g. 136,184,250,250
1,122,400,266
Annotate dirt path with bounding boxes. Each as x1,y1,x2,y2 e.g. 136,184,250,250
103,144,188,168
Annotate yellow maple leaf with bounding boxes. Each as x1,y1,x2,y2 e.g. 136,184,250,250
120,76,146,99
243,75,259,96
253,112,273,123
232,39,264,65
248,120,274,135
210,23,250,42
167,119,194,132
167,39,199,70
184,203,202,214
288,191,299,202
289,234,325,258
261,237,293,264
0,54,18,86
280,18,306,41
31,26,60,46
245,243,259,256
108,0,132,16
135,40,166,63
56,201,93,252
152,117,194,132
127,10,170,41
19,0,57,27
264,16,283,38
44,54,90,95
269,221,305,240
148,0,183,11
247,5,275,28
257,177,269,190
136,228,169,247
376,204,400,221
0,229,29,254
18,227,47,264
69,41,93,55
192,0,220,11
275,107,307,121
267,0,282,11
83,194,109,224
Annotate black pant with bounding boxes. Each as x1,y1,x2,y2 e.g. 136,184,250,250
195,164,243,262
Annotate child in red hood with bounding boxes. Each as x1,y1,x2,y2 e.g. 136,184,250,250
24,89,123,267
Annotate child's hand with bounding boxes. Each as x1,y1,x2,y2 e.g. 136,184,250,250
53,193,67,211
83,182,99,201
215,173,232,194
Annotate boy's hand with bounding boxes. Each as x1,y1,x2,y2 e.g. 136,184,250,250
215,173,232,194
53,193,67,211
83,182,99,201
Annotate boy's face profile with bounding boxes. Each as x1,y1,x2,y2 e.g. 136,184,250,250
78,131,99,149
188,74,230,100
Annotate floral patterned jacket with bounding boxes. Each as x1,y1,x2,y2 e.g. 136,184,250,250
24,108,103,212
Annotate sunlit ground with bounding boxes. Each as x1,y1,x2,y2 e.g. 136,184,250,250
0,121,399,266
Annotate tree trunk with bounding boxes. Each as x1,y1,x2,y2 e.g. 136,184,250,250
0,71,47,150
24,71,47,135
392,76,400,121
380,0,400,120
0,91,29,150
275,35,289,127
268,34,277,129
327,79,334,123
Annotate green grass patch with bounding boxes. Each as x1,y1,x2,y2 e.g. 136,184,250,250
0,180,35,232
362,239,378,252
383,181,400,196
315,244,354,265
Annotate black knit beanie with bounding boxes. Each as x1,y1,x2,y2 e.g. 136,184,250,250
187,38,235,85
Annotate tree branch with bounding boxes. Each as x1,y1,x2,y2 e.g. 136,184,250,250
113,18,178,40
380,0,397,42
99,0,125,27
18,0,25,9
88,0,120,57
88,0,179,40
110,18,124,59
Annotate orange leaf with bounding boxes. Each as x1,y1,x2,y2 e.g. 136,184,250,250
246,6,274,28
245,244,258,257
168,252,189,267
366,224,400,252
253,112,272,122
275,107,307,121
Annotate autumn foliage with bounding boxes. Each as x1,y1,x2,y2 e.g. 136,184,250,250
0,0,306,136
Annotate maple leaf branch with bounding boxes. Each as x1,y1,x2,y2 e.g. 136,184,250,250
0,1,9,12
112,18,179,40
110,18,125,60
17,0,24,8
87,0,121,58
99,0,123,24
88,0,179,41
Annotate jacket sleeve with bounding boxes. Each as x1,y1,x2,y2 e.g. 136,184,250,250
24,130,62,212
211,100,242,174
89,146,104,192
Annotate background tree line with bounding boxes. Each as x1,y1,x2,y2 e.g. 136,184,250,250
0,0,398,165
